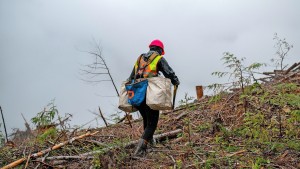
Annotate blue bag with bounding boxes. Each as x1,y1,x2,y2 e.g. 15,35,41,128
125,54,159,106
125,79,148,106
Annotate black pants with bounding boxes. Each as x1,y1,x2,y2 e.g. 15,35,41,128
136,100,159,142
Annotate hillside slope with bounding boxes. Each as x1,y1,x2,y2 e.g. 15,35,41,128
1,64,300,169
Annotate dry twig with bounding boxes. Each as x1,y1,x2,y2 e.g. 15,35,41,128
1,131,99,169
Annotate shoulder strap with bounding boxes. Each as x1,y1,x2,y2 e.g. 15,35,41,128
134,52,160,81
134,54,143,82
142,52,159,69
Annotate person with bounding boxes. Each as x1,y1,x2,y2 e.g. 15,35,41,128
128,39,180,157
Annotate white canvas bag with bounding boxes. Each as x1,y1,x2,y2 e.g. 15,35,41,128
146,76,172,110
118,81,138,112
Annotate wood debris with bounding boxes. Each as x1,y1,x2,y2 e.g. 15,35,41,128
1,62,300,168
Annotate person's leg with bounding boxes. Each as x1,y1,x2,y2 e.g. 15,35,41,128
136,101,147,130
134,101,159,156
134,101,149,157
141,113,147,130
142,107,159,142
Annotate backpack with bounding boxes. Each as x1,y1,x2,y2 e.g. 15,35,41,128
125,53,159,106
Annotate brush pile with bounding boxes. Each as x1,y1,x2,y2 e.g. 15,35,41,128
260,62,300,83
1,62,300,169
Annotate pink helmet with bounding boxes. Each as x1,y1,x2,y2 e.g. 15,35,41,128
149,39,165,55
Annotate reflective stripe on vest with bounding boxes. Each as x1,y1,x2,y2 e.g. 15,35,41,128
134,55,162,78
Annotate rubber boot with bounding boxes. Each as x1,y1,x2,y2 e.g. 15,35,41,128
149,137,156,147
133,139,148,157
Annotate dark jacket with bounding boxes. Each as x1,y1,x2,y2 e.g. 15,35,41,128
128,51,180,86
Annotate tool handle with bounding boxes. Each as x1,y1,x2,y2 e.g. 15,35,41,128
172,85,178,110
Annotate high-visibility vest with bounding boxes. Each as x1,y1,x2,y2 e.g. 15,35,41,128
134,53,162,78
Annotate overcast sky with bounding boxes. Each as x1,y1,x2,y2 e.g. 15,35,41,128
1,0,299,134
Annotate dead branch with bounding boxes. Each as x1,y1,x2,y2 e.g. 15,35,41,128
226,149,247,157
0,106,8,142
167,154,176,169
117,112,133,128
79,40,119,96
117,115,127,123
1,131,99,169
29,129,183,166
276,71,299,84
175,111,188,120
21,113,32,134
24,150,32,169
31,160,54,168
54,113,72,129
295,64,300,71
98,107,108,127
84,140,109,147
33,152,50,169
79,41,135,129
258,76,272,82
37,156,94,161
285,62,300,74
263,72,276,75
55,129,183,158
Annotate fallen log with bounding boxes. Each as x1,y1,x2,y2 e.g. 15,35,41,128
175,112,188,120
276,71,299,84
263,72,276,75
1,131,99,169
285,62,300,75
37,156,94,161
81,128,182,156
37,129,183,161
258,78,270,83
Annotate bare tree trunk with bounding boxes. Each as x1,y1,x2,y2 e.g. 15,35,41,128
81,39,119,95
21,113,32,133
80,40,133,128
104,64,119,97
98,107,108,127
0,106,8,142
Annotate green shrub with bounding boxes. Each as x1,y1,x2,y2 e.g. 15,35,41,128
31,100,58,127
